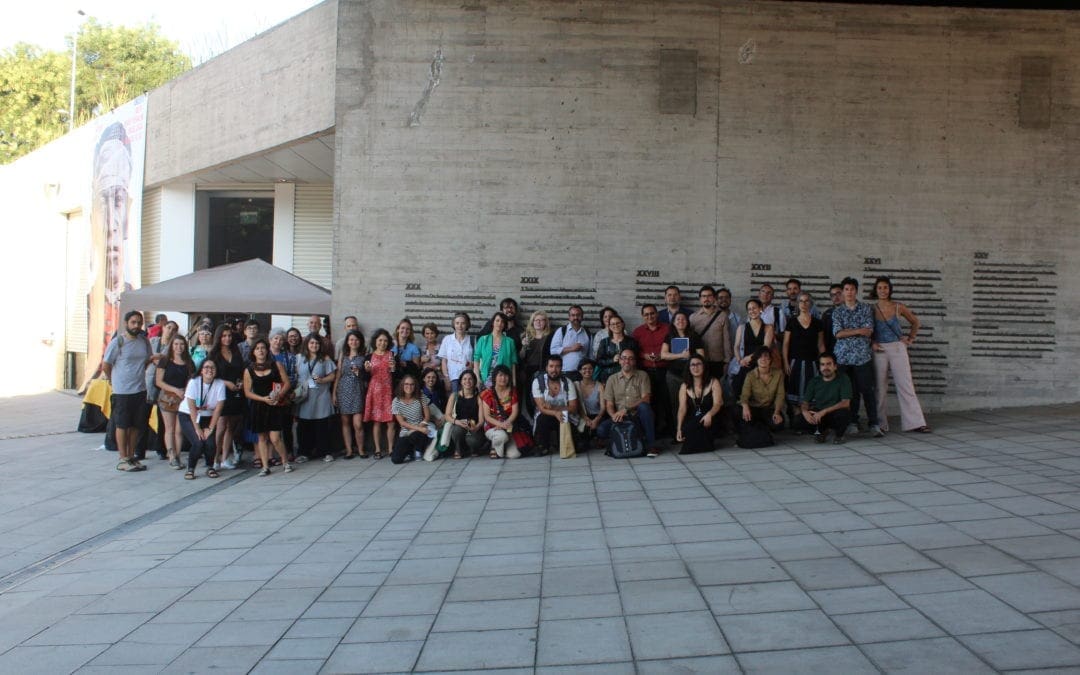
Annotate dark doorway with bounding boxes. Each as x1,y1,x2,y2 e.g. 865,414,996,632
208,196,274,267
200,195,275,336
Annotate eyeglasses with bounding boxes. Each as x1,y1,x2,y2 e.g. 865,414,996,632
642,311,657,317
690,362,704,368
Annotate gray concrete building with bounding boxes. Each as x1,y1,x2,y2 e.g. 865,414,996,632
5,0,1078,410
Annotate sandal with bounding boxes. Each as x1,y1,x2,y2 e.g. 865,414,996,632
453,451,462,459
911,426,932,433
206,468,220,478
374,451,383,460
184,471,195,480
489,450,499,459
358,452,369,459
253,458,263,469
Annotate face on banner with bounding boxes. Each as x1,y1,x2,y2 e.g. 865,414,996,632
83,97,146,390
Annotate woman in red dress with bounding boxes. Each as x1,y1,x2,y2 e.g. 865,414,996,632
364,328,396,459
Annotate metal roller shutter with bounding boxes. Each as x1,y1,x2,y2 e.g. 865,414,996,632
292,184,333,329
141,187,162,287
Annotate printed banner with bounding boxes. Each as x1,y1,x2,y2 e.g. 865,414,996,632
84,95,147,385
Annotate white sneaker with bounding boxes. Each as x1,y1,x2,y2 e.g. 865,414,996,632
284,463,294,473
414,450,422,460
323,454,334,463
221,458,237,470
231,450,242,465
845,424,859,437
295,455,309,464
870,425,885,438
213,462,222,471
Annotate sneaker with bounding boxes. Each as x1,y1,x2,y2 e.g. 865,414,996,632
157,450,167,460
284,463,293,473
646,447,660,458
295,455,309,464
845,423,859,436
413,450,422,461
870,425,885,438
813,431,826,444
221,458,237,470
323,454,334,463
168,458,182,469
213,462,222,471
258,467,271,476
232,450,242,465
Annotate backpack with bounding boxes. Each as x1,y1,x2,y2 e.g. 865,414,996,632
607,420,645,459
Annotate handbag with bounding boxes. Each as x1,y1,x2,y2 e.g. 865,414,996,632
559,421,576,459
157,390,182,413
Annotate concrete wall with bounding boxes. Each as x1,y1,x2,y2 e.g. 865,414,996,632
144,0,338,185
333,0,1080,411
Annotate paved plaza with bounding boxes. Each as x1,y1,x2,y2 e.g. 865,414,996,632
0,392,1079,673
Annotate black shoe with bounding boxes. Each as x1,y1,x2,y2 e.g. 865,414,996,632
157,450,167,459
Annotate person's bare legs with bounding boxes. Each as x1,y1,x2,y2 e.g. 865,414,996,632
255,433,271,471
352,414,366,457
162,410,181,462
340,415,354,457
269,431,290,467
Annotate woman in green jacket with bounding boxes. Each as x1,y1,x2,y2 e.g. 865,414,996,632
473,312,518,389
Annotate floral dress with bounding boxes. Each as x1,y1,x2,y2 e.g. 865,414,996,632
364,351,394,423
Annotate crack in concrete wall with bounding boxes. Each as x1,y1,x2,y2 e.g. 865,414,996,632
407,48,444,127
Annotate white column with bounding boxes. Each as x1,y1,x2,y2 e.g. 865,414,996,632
160,182,196,327
271,182,296,330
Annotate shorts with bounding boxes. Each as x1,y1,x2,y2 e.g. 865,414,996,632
111,392,146,429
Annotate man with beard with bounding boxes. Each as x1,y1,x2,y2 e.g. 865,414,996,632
103,311,164,471
480,298,523,347
717,287,740,347
794,352,852,443
550,305,591,381
783,278,821,327
689,285,732,382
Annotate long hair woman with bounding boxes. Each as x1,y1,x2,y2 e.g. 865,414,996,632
209,324,246,470
181,359,226,479
155,335,194,469
390,374,431,464
364,328,396,459
296,332,337,462
444,370,485,459
244,338,292,475
872,276,930,433
676,354,724,454
334,329,368,458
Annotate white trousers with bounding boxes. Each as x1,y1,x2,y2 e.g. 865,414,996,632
874,341,927,431
486,429,521,459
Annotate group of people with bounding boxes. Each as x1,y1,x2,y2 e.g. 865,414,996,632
101,274,929,475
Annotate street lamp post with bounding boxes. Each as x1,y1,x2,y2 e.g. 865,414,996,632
68,9,85,132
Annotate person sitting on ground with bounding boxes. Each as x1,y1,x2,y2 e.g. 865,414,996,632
444,371,486,459
421,367,447,428
531,354,579,456
391,374,432,464
576,359,610,448
180,359,226,479
603,349,659,457
480,365,522,458
676,354,724,454
738,347,786,433
794,352,853,444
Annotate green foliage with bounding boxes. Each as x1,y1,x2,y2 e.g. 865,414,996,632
0,19,191,164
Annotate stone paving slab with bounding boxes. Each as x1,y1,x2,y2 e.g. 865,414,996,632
1,393,1080,672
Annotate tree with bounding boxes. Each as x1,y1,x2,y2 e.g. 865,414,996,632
0,20,191,164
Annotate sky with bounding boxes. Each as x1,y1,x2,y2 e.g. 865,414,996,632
1,0,324,63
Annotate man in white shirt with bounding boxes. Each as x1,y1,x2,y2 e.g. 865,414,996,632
549,305,591,381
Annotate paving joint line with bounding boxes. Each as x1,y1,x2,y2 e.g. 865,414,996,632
0,467,257,593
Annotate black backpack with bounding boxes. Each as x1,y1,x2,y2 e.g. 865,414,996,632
607,420,645,458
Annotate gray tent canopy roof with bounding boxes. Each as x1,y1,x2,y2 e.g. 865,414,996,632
119,258,331,316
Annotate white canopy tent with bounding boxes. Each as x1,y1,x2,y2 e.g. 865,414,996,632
119,258,330,315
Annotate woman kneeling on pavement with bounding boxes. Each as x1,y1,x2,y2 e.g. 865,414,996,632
180,359,226,479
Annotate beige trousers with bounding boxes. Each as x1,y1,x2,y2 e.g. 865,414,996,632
486,429,521,459
874,341,927,431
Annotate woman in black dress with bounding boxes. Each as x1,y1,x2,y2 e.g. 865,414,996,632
244,338,292,476
783,292,825,411
210,325,246,469
676,354,724,454
731,298,774,398
155,335,194,469
444,371,486,458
